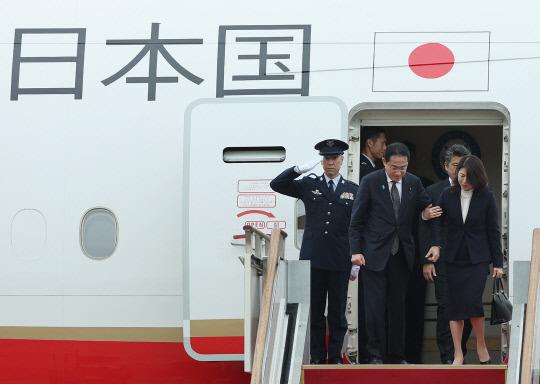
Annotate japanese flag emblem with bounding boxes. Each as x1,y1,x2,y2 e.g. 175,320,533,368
372,32,490,92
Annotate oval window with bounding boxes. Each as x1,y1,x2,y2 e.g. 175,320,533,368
80,208,118,260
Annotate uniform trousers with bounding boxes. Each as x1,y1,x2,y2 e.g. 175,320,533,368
310,267,350,361
362,245,409,362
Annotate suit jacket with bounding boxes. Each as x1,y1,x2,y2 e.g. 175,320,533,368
349,169,440,272
270,167,358,272
436,188,503,267
360,153,376,180
418,178,450,264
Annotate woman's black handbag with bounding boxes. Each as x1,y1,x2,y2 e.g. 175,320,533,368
490,277,512,325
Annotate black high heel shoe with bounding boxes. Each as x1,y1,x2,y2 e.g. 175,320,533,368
480,359,491,365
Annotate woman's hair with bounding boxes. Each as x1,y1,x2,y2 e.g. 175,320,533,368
450,155,489,194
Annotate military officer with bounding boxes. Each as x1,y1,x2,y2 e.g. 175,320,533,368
270,139,358,365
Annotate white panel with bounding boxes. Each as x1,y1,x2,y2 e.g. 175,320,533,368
184,98,346,321
0,296,64,326
0,295,182,327
62,295,182,327
11,209,47,260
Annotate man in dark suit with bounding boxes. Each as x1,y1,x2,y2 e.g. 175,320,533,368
270,139,358,365
402,140,434,364
360,127,386,179
418,144,473,364
349,142,441,364
351,127,386,364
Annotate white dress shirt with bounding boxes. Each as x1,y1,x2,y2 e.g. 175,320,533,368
324,174,342,190
385,173,402,200
460,188,473,222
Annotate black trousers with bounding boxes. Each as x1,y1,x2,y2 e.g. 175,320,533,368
356,269,371,363
363,246,409,362
310,267,350,361
404,258,427,363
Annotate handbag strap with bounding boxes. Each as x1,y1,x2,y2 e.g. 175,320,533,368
493,276,505,292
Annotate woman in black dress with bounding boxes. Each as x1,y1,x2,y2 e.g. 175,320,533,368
435,155,503,365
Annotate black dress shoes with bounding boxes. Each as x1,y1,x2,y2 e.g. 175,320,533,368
358,356,371,364
311,359,326,365
370,357,384,364
328,357,343,364
443,359,453,365
480,359,491,365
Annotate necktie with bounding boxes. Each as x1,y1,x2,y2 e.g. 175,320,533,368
391,181,400,255
328,180,335,198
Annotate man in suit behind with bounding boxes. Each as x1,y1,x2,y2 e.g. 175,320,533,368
349,142,441,364
270,139,358,364
351,126,386,364
360,127,386,179
418,144,473,364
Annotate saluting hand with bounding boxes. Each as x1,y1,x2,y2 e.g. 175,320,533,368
425,246,440,263
422,204,443,220
423,263,437,283
351,253,365,266
493,267,503,278
298,156,324,173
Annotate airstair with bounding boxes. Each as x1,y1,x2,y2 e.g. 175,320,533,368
242,227,540,384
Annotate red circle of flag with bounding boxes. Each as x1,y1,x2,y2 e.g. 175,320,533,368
408,43,455,79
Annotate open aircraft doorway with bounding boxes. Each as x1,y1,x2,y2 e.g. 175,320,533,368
347,103,510,364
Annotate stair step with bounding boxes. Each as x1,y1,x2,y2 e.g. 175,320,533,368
302,364,507,384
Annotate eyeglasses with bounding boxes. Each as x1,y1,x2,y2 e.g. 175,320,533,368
389,165,407,172
449,163,460,168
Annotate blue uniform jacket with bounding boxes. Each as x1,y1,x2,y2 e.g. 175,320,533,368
360,153,376,179
436,188,503,267
270,167,358,272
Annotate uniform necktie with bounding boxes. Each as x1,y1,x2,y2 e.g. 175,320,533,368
328,179,335,198
391,181,400,255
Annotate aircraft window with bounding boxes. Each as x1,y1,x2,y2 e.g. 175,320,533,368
295,199,305,250
223,146,286,163
11,209,47,260
80,208,118,260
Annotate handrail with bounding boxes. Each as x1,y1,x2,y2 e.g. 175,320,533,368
520,228,540,384
243,225,288,242
250,227,287,384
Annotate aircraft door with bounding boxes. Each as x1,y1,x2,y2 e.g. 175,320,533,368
183,96,348,361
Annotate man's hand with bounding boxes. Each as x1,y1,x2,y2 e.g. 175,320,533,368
425,246,440,263
493,267,503,278
351,253,365,266
422,204,443,220
350,265,360,281
298,156,323,173
423,263,437,283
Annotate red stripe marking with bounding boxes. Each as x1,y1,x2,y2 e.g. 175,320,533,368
190,336,244,355
233,234,246,239
0,339,251,383
237,210,275,218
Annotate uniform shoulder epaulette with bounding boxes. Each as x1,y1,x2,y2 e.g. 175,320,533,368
307,173,318,179
345,178,359,187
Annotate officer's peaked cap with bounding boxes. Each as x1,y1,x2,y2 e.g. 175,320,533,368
314,139,349,157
